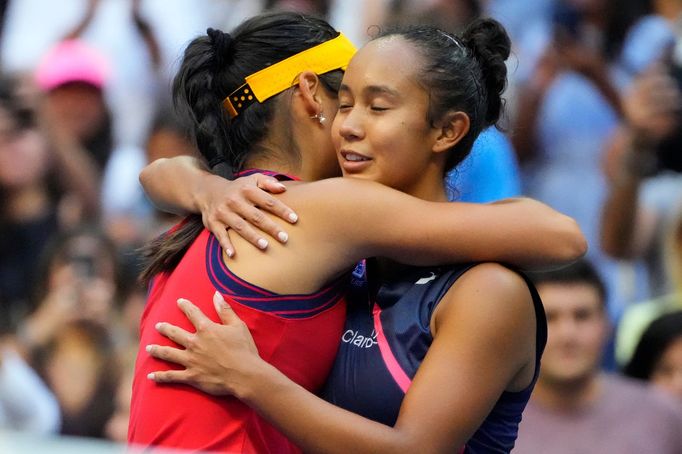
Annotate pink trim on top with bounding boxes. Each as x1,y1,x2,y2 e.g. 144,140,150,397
372,305,412,393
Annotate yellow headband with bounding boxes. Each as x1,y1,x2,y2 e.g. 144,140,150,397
223,32,356,118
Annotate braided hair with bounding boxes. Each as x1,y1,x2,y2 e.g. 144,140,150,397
140,11,343,283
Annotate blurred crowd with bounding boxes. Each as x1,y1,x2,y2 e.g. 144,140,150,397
0,0,681,450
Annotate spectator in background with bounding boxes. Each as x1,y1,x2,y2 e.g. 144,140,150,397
14,226,127,438
624,310,682,400
34,38,113,172
514,259,682,454
615,208,682,366
511,0,674,318
0,343,61,434
101,103,197,250
601,0,682,298
34,319,118,438
17,226,124,354
601,0,682,368
0,77,98,332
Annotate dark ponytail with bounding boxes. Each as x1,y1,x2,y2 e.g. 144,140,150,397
461,18,510,127
377,18,511,174
140,12,343,284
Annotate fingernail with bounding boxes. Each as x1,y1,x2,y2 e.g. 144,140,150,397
147,373,155,380
276,182,287,190
257,238,268,249
177,298,189,305
226,248,234,258
278,231,288,243
145,345,152,352
155,322,163,330
213,291,229,310
288,212,298,223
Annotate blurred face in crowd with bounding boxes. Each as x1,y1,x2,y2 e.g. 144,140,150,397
46,82,107,141
0,105,49,190
537,282,609,386
651,336,682,400
47,232,119,324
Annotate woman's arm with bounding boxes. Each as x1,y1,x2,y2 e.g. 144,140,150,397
296,178,586,271
142,158,586,271
148,264,536,453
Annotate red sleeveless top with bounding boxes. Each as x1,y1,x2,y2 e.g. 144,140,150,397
129,228,347,453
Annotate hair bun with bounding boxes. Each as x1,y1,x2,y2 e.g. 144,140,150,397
461,18,511,125
207,28,234,70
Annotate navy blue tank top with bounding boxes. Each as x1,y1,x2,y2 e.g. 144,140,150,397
322,261,547,453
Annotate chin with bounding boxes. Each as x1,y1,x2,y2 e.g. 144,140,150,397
342,172,371,180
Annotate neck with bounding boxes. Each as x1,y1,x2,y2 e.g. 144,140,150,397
243,104,327,181
244,117,305,180
374,167,448,276
3,185,50,222
404,165,449,203
245,150,303,180
532,373,602,412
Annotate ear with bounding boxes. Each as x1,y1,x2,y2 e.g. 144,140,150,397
295,70,324,117
432,111,470,154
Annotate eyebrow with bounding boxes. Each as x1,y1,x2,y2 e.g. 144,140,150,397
339,83,400,99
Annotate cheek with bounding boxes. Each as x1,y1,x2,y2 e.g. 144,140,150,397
331,118,342,149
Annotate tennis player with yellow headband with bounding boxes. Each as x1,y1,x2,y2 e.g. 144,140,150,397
129,11,585,453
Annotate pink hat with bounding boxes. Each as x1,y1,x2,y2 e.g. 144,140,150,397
35,39,110,91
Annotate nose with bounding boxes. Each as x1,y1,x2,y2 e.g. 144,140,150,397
337,108,364,142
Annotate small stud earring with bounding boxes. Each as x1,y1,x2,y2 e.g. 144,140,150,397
310,112,326,124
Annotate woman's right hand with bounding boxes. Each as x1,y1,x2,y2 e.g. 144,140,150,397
140,156,299,256
146,292,262,399
195,173,299,256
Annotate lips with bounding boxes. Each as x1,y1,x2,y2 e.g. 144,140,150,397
340,150,371,162
339,149,372,173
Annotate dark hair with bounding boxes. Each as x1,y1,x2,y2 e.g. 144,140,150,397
527,258,607,305
140,11,343,283
0,75,62,220
624,310,682,380
0,76,34,130
377,18,510,173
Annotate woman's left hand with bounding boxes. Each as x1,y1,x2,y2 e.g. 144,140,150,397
146,292,261,398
